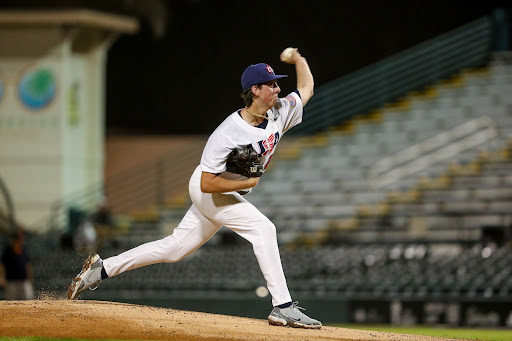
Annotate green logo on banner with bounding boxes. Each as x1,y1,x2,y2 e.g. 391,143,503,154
19,68,56,110
68,82,79,126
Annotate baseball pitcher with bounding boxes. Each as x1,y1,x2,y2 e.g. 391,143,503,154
67,47,321,329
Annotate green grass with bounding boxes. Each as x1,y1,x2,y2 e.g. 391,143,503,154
0,338,127,341
3,326,512,341
334,324,512,341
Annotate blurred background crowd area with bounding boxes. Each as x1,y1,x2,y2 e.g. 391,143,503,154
1,0,512,328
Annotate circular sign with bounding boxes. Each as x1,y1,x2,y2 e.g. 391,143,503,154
18,69,56,110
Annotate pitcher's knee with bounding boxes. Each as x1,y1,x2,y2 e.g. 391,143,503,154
259,219,277,237
158,236,188,263
164,253,185,263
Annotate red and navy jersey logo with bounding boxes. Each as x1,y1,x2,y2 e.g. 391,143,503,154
256,132,280,156
256,132,280,169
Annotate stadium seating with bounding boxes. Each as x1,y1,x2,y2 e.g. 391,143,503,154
24,237,512,302
13,50,512,312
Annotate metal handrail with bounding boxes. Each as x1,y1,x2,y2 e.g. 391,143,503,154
369,116,499,188
292,16,492,135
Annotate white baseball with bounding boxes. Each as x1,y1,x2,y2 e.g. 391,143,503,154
255,286,269,297
280,47,296,62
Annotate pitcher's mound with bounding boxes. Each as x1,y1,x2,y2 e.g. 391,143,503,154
1,300,452,340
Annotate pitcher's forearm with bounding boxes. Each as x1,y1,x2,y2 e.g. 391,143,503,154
200,172,259,193
295,57,314,105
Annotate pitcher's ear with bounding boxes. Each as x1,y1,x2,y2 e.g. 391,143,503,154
251,84,261,97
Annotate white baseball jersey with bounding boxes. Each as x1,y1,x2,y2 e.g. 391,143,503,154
200,91,303,192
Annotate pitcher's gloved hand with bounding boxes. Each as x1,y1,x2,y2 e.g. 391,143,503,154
226,144,264,178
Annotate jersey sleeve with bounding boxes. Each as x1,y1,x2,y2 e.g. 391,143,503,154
278,91,304,133
200,130,233,174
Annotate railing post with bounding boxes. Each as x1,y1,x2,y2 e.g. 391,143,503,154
0,173,16,233
492,8,510,51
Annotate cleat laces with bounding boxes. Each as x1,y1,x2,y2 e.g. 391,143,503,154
288,301,311,320
292,301,306,311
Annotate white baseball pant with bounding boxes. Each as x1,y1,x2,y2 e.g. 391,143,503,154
103,165,292,306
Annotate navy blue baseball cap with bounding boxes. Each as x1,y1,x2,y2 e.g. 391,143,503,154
241,63,287,91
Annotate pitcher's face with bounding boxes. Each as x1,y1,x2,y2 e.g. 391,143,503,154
255,80,280,108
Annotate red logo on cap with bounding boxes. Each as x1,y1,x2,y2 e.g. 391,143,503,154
266,65,274,74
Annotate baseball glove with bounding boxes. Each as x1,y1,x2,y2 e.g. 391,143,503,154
226,144,264,178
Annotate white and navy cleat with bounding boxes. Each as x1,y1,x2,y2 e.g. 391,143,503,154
67,254,103,300
268,301,322,329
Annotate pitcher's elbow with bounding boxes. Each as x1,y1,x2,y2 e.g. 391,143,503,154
200,183,210,193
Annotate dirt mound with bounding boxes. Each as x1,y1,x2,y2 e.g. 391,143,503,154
0,300,457,341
